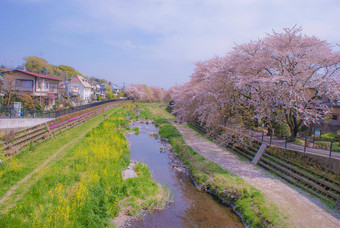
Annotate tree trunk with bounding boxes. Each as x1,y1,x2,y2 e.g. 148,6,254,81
6,92,11,106
285,109,302,139
289,125,299,138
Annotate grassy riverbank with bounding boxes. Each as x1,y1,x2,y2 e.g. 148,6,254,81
0,105,170,227
0,108,117,201
157,119,285,227
134,103,286,227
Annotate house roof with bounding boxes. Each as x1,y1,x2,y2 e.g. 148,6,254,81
14,69,62,81
70,75,92,88
111,84,120,90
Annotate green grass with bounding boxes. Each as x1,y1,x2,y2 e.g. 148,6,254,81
132,127,140,134
314,140,340,152
120,162,171,216
0,105,170,227
0,108,117,200
294,138,303,145
149,105,175,120
318,132,339,141
0,112,130,227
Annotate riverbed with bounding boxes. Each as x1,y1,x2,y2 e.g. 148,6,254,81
125,122,243,228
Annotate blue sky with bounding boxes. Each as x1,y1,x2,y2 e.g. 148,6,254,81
0,0,339,88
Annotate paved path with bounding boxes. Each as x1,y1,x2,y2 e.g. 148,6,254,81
173,122,340,228
250,131,340,159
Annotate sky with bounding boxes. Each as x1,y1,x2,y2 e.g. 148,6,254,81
0,0,339,88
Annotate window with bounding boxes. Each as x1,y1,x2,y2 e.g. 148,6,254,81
37,79,42,89
71,86,79,92
51,82,58,89
15,80,20,88
332,115,338,120
15,80,33,89
45,82,49,89
22,80,33,88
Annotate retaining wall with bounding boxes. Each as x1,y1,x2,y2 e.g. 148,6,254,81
0,118,54,133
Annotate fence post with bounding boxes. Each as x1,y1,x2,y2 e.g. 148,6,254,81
319,130,322,140
329,140,333,158
285,136,288,149
312,135,315,148
270,133,272,145
262,131,264,143
304,137,307,153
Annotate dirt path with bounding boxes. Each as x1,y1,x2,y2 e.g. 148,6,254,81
173,122,340,228
0,126,94,209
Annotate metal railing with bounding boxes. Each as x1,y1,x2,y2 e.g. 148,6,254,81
251,131,340,159
0,98,127,119
189,119,340,159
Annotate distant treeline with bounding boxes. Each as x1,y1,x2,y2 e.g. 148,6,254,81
23,56,108,83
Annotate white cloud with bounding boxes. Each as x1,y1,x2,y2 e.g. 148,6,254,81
46,0,340,86
65,0,339,60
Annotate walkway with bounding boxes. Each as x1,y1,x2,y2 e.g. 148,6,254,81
250,131,340,159
173,122,340,228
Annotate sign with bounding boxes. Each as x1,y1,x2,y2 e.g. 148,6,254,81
314,129,321,137
14,102,22,117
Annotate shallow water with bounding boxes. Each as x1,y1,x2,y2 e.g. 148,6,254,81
126,123,244,228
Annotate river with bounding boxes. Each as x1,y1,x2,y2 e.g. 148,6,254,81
126,122,244,228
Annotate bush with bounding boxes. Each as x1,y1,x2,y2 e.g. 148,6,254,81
273,122,290,137
294,138,303,145
17,94,35,109
319,132,339,141
314,141,340,151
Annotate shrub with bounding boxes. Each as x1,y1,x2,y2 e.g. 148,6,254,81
17,94,35,109
319,132,339,141
273,122,290,137
294,138,303,145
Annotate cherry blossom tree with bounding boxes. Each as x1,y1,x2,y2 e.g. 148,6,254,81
149,86,164,102
124,84,164,102
173,26,340,138
164,85,181,102
231,26,340,137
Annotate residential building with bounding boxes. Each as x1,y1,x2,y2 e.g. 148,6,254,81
100,83,107,99
109,82,120,95
3,69,61,106
90,82,101,99
316,100,340,133
68,75,92,102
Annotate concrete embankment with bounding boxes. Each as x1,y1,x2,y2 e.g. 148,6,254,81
172,122,340,228
0,118,54,133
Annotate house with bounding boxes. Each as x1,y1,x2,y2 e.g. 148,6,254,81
109,82,120,95
68,75,92,102
304,88,340,134
317,100,340,134
90,82,101,100
100,83,107,99
3,69,61,106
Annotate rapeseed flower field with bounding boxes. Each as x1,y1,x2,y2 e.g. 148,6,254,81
0,105,169,227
